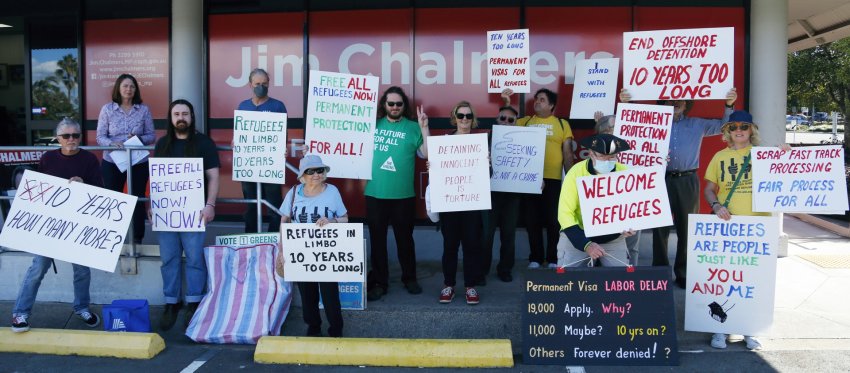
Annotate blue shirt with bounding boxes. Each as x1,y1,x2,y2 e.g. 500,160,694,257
666,107,733,172
237,97,287,113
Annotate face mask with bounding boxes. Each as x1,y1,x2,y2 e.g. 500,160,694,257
594,159,615,174
253,85,268,98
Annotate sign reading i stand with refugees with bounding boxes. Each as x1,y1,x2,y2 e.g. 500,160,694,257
751,145,849,213
0,170,137,272
577,166,672,237
570,58,620,119
623,27,734,100
487,28,531,93
305,70,379,180
490,125,546,194
232,110,287,183
614,103,673,168
523,267,678,366
427,133,492,212
149,157,206,232
685,214,779,336
281,223,365,283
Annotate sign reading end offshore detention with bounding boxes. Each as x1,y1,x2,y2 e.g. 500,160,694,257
232,110,287,184
487,28,531,93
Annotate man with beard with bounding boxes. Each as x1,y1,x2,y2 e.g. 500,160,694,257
365,86,430,301
153,99,220,330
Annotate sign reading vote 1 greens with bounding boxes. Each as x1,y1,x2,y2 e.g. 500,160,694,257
523,267,678,366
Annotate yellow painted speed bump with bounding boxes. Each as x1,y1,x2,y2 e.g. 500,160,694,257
255,336,513,368
0,329,165,359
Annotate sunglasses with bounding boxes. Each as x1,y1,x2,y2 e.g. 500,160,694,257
386,101,404,107
727,123,751,132
498,115,516,123
455,113,474,120
304,168,326,175
58,133,82,139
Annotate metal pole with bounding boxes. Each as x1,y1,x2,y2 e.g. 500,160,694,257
125,146,136,257
256,182,263,233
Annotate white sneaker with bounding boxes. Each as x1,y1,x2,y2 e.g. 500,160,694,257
527,262,541,269
728,334,745,343
710,333,727,349
745,336,762,350
547,263,560,269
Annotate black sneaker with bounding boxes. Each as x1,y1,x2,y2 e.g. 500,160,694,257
306,325,322,337
77,311,100,328
404,281,423,294
159,303,181,331
497,273,513,282
11,315,30,333
184,302,200,328
366,286,387,301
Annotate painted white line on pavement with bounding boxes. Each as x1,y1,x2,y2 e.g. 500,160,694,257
180,349,218,373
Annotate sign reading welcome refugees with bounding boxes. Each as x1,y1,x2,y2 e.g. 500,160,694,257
623,27,734,101
0,170,137,272
685,214,779,336
232,110,287,184
305,70,379,180
614,103,673,168
487,28,531,93
280,223,364,283
751,145,849,213
428,133,491,212
149,158,206,232
570,58,620,119
490,125,546,194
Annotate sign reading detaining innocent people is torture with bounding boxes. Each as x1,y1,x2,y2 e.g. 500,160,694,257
0,170,137,272
149,157,206,232
487,28,531,93
490,125,546,194
280,223,365,283
623,27,734,101
570,58,620,119
614,103,673,168
232,110,287,184
427,133,492,212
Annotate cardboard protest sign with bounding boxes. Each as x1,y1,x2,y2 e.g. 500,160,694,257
305,70,379,180
570,58,620,119
490,125,546,194
685,214,779,336
614,103,674,168
523,267,678,366
623,27,734,100
427,133,491,212
487,28,531,93
232,110,287,183
0,170,137,272
149,158,206,232
280,223,364,283
751,145,849,213
577,166,672,237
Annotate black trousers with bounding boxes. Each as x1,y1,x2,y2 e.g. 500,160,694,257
481,191,520,277
241,182,283,233
524,178,562,264
366,196,417,289
440,210,482,287
298,282,343,337
652,173,699,281
102,160,149,243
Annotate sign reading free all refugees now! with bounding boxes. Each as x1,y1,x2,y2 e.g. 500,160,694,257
232,110,287,184
149,158,206,232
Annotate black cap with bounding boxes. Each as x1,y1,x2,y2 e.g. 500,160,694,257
580,134,631,155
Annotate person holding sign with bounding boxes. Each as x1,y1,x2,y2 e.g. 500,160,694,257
96,74,155,244
237,68,287,233
620,87,737,288
11,118,103,333
153,99,220,331
365,86,430,301
278,155,348,337
556,134,635,267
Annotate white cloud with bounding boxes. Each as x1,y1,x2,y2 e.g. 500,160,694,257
31,59,59,83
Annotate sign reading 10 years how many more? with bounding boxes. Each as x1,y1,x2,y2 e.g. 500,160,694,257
523,267,678,366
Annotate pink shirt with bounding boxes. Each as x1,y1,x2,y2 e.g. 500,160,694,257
95,102,155,163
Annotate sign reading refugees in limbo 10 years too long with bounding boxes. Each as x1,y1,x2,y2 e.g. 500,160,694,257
685,214,779,336
523,267,678,366
490,125,546,194
487,28,531,93
281,223,364,283
428,133,492,212
149,158,206,232
0,170,137,272
751,145,849,213
305,70,379,180
614,103,674,168
623,27,734,101
232,110,287,184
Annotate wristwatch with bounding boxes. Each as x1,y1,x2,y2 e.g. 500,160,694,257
710,201,721,209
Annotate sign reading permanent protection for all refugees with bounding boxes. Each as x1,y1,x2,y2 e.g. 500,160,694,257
487,28,531,93
623,27,734,101
751,145,849,213
577,166,672,237
232,110,287,183
614,103,673,168
0,170,137,272
305,70,379,180
685,214,779,336
428,133,492,212
570,58,620,119
280,223,365,283
490,125,546,194
149,157,206,232
523,267,678,366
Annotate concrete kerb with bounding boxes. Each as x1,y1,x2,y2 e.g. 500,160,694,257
0,329,166,359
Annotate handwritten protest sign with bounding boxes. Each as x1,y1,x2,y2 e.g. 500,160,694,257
280,223,364,282
614,103,673,168
232,110,287,183
305,70,379,180
523,267,678,366
623,27,734,100
685,214,779,336
487,29,531,93
0,170,137,272
149,158,205,232
577,166,672,237
570,58,620,119
751,145,848,213
490,125,546,194
428,133,491,212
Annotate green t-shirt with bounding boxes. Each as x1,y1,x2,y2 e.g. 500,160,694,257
365,117,424,199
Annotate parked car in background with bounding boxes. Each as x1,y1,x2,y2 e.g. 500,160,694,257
813,112,830,122
786,115,810,130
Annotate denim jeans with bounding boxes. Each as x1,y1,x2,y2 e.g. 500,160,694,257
158,231,207,303
12,255,91,317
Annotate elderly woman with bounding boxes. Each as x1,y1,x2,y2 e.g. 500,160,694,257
279,155,348,337
96,74,155,244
